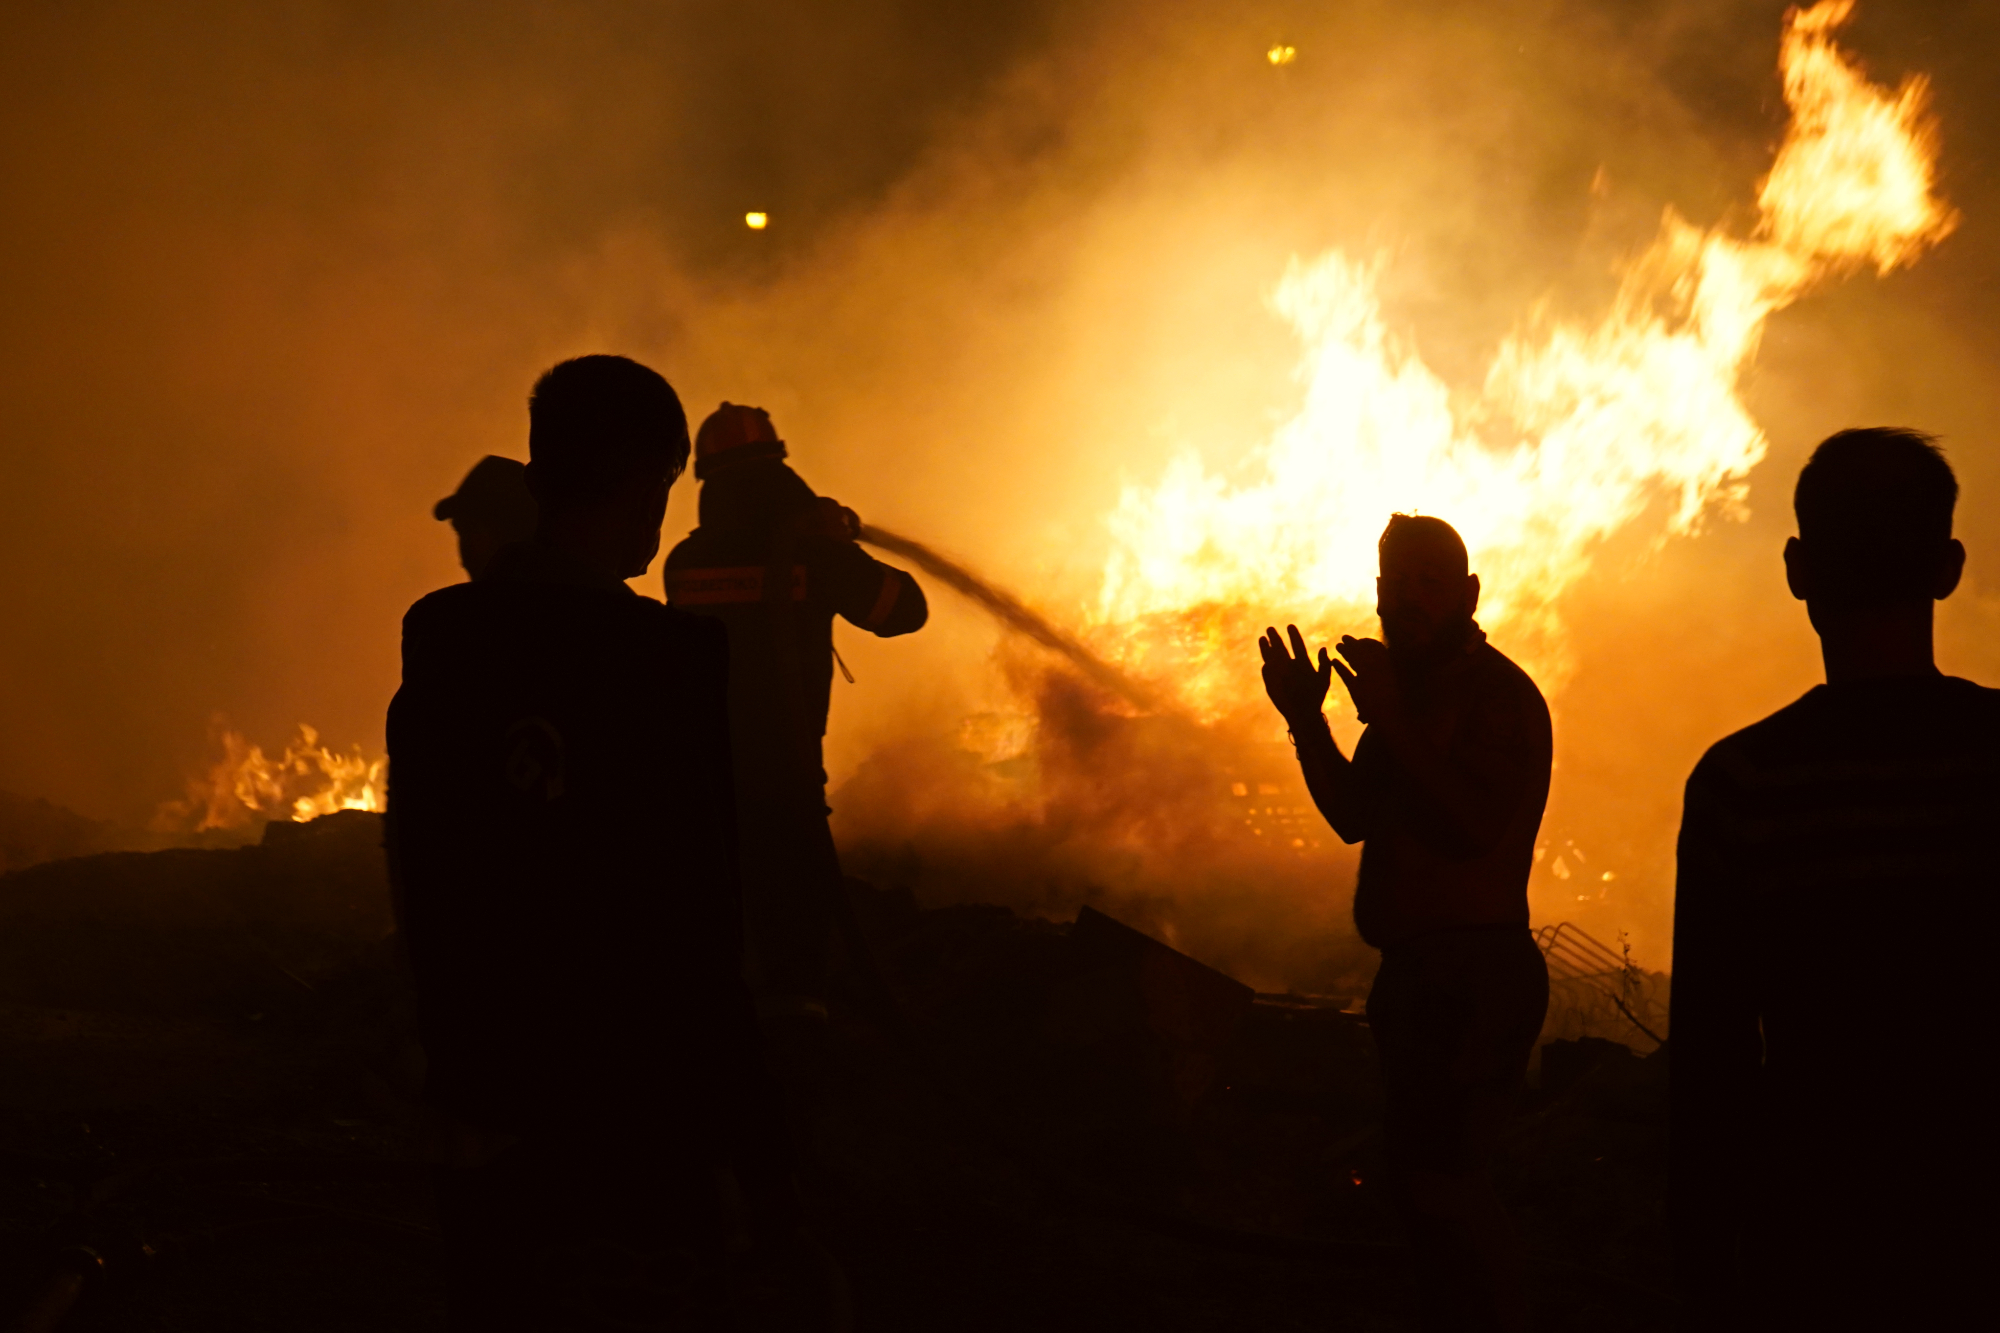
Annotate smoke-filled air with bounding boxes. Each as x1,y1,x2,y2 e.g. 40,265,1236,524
3,0,1998,990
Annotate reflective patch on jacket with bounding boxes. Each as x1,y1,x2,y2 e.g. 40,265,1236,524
665,564,808,605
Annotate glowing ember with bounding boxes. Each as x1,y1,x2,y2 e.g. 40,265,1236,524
1266,45,1296,67
154,723,385,832
745,211,769,230
1092,0,1953,719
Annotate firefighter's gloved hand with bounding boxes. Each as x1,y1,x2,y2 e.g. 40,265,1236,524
811,496,860,542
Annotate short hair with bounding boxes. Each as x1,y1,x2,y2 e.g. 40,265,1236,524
526,355,690,503
1794,428,1956,604
1379,513,1468,575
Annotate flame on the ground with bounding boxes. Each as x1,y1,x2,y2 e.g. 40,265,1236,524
154,724,386,832
1091,0,1953,718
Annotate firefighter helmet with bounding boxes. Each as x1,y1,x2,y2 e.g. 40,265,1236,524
694,402,787,479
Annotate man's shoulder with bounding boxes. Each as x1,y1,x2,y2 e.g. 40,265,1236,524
1691,675,2000,792
1471,642,1553,728
401,582,499,647
1690,683,1853,785
659,601,728,655
1934,674,2000,717
404,580,478,620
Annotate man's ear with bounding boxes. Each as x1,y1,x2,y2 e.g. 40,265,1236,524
1783,537,1809,603
1465,572,1481,618
1936,537,1967,600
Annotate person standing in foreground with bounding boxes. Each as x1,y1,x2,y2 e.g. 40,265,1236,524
1259,514,1552,1333
664,404,927,1028
1671,429,1997,1328
387,358,794,1329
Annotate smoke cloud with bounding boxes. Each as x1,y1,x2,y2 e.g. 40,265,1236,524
2,0,1996,984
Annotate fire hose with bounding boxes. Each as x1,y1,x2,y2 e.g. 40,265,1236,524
855,524,1161,711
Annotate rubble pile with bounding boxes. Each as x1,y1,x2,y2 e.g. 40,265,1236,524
0,810,396,1019
0,813,1673,1329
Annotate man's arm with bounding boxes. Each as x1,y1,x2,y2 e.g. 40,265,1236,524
824,539,928,638
384,598,504,1125
1669,756,1763,1313
1261,625,1372,842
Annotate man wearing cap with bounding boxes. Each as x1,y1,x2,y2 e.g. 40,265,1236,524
432,454,539,581
663,403,927,1027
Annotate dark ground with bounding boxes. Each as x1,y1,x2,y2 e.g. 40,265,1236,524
0,812,1671,1331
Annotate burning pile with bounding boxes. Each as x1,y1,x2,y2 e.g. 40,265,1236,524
1088,0,1954,715
837,1,1956,985
154,723,386,834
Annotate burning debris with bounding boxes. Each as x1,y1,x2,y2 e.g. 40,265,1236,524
1092,0,1954,710
152,723,386,836
825,0,1958,983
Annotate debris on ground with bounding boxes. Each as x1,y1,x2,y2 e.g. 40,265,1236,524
0,813,1671,1330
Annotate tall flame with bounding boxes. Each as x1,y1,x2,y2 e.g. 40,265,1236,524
1091,0,1953,717
154,723,386,832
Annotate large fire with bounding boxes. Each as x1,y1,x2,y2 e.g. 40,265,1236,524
1088,0,1953,719
154,723,386,833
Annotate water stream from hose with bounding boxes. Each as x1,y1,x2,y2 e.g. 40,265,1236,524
857,524,1161,711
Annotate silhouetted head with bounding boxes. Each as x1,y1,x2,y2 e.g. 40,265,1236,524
694,402,787,480
433,455,537,580
692,401,816,531
1785,428,1964,621
1377,514,1480,668
524,355,690,578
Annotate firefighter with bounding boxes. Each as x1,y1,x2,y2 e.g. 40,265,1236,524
664,403,927,1025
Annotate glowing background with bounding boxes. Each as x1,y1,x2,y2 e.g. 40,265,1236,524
2,0,1995,983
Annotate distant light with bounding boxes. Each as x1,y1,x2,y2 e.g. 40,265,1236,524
744,212,768,230
1267,44,1296,66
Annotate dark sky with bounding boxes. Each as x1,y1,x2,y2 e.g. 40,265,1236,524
1,0,1996,949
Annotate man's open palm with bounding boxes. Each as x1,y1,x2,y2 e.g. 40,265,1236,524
1260,624,1332,727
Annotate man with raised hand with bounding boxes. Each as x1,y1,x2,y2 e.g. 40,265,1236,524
1259,513,1552,1333
1672,428,1998,1328
387,357,794,1329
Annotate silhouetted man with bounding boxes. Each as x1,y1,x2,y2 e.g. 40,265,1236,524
432,453,538,580
387,358,791,1328
663,404,926,1026
1260,514,1551,1333
1672,428,1997,1328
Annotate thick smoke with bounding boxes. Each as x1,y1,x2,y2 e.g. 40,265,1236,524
2,1,1997,983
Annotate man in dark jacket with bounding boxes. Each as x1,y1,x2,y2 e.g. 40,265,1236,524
1672,428,1997,1328
387,358,790,1329
663,403,927,1022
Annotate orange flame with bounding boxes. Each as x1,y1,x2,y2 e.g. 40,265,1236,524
1090,0,1953,718
154,723,386,833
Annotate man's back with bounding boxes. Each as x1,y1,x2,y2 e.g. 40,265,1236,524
1673,674,2000,1314
387,556,741,1128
